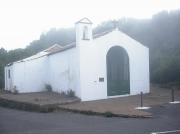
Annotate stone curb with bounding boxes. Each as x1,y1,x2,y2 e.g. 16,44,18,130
0,96,152,118
0,97,80,113
58,106,152,118
0,97,57,112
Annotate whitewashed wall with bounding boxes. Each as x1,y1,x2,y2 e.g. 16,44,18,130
78,29,149,101
48,48,81,97
4,47,81,97
8,56,48,92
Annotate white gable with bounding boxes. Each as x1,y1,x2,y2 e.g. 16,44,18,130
76,18,93,24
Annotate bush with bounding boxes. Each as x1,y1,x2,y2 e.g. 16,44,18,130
13,89,19,94
59,91,66,96
12,86,19,94
151,56,180,84
59,89,75,97
66,89,75,97
104,111,114,117
45,84,52,92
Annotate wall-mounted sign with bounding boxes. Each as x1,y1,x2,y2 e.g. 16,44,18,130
99,77,104,82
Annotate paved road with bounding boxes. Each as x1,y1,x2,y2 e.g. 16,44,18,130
0,104,180,134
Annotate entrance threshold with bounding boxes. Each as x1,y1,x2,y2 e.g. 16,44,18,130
107,94,130,99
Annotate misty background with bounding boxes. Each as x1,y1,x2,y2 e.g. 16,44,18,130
0,9,180,89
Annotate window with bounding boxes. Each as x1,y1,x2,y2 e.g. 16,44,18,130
83,26,89,40
8,70,11,79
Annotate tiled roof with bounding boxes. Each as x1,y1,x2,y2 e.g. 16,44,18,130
44,44,63,53
93,29,113,39
47,29,114,55
47,42,76,55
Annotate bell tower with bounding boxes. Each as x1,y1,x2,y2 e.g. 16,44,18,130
75,18,93,45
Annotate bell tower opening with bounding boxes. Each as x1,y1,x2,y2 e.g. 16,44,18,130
83,26,89,40
75,18,93,43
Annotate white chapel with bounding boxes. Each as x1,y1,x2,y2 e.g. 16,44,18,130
5,18,150,101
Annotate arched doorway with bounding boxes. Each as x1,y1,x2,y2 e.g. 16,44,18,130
106,46,130,96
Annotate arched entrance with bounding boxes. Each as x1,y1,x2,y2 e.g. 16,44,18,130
106,46,130,96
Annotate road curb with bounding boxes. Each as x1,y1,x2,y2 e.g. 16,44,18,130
58,106,152,118
0,97,58,112
0,96,152,118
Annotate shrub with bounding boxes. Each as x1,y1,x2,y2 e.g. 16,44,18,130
59,91,66,96
45,84,52,92
59,90,75,97
12,86,19,94
66,89,75,97
151,56,180,84
104,111,114,117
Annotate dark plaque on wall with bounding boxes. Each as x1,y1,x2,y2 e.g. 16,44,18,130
99,77,104,82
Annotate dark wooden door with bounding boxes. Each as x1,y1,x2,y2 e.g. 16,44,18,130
107,46,130,96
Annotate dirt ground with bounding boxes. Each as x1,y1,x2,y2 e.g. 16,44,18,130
0,85,180,117
58,85,180,117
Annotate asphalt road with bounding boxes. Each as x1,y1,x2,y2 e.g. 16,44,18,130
0,104,180,134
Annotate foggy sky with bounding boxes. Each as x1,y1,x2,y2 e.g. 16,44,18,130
0,0,180,50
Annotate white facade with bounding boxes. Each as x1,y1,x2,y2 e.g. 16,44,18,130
5,18,150,101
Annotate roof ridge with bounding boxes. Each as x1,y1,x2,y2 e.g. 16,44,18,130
44,44,63,52
76,17,93,24
93,29,114,39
